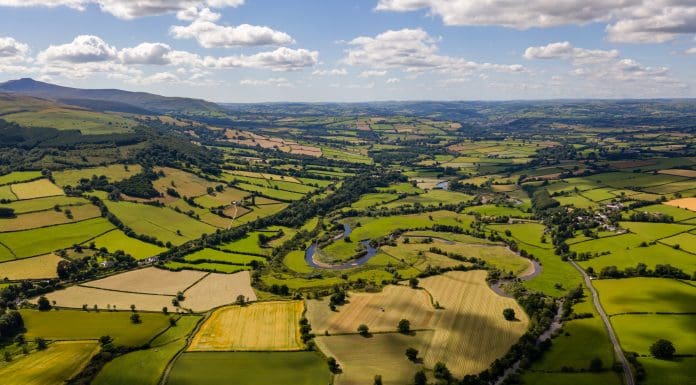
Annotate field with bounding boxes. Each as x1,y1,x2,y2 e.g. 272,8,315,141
0,253,63,280
638,357,696,385
10,179,64,199
0,217,114,260
52,164,142,187
1,107,137,134
665,197,696,212
0,195,87,214
166,352,331,385
43,270,256,312
611,314,696,355
89,229,167,260
0,341,100,385
0,203,100,232
153,167,219,198
20,309,172,346
594,278,696,314
315,332,431,385
182,248,264,265
0,171,42,185
188,301,304,351
521,371,623,385
83,267,206,295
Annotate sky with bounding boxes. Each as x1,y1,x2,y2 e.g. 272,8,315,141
0,0,694,102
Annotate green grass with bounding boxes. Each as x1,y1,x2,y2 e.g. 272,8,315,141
218,231,274,256
93,340,186,385
283,250,313,273
486,222,550,249
465,204,532,218
262,273,344,290
575,237,696,273
660,232,696,254
0,195,88,214
0,171,42,186
620,221,695,241
164,261,249,274
638,204,696,222
0,217,114,260
556,194,598,209
378,189,473,209
89,229,166,260
638,357,696,385
167,352,332,385
521,371,622,385
52,164,142,187
350,192,399,209
104,200,216,246
235,182,305,201
322,147,372,164
151,316,202,347
594,278,696,315
20,309,171,346
182,248,265,265
0,185,16,201
377,182,423,194
3,108,137,135
611,314,696,355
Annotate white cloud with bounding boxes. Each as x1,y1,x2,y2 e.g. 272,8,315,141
0,36,29,59
38,35,117,63
375,0,696,44
312,68,348,76
0,0,245,19
523,41,619,65
170,19,294,48
686,47,696,55
240,77,293,87
359,70,387,78
118,42,172,65
344,28,525,75
386,77,399,84
205,47,318,71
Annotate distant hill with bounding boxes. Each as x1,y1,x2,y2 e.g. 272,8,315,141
0,78,224,115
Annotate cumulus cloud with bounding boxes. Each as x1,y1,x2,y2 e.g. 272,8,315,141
0,36,29,60
0,0,245,19
171,18,294,48
38,35,117,63
359,70,387,78
118,42,172,65
312,68,348,76
344,28,525,75
204,47,318,71
375,0,696,43
523,41,619,65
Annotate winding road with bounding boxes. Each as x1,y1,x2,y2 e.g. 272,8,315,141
570,261,635,385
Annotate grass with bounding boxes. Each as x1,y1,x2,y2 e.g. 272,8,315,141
0,204,101,232
93,339,186,385
619,221,695,241
0,217,114,260
0,171,42,186
152,167,218,198
151,315,202,347
10,179,64,200
52,164,142,187
20,309,172,346
350,192,399,209
660,232,696,254
164,261,249,274
0,185,16,200
465,204,532,218
379,189,474,208
638,357,696,385
3,108,136,134
521,371,623,385
637,204,696,222
167,352,331,385
182,248,264,265
218,231,273,256
0,341,100,385
611,314,696,355
594,278,696,315
188,301,304,351
235,182,305,201
283,250,313,273
576,237,696,273
0,253,63,280
0,195,88,214
89,229,167,260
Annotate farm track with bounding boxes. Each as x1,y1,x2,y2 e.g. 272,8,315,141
570,261,635,385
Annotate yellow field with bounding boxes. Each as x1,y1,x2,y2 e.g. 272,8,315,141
228,170,301,183
306,285,435,334
0,204,100,232
419,270,528,377
44,285,173,311
52,164,142,187
153,167,219,198
10,179,64,200
188,301,304,351
83,267,206,295
182,271,257,312
659,169,696,178
665,197,696,212
0,253,63,280
0,341,99,385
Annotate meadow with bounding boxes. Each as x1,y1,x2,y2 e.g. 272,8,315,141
594,278,696,314
0,341,100,385
10,179,64,199
0,171,42,185
89,229,167,260
0,253,63,280
52,164,142,187
0,204,100,232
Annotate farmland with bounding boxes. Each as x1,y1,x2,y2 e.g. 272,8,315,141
10,179,64,200
0,341,100,385
0,253,63,280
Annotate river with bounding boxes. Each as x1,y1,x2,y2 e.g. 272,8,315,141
304,224,379,270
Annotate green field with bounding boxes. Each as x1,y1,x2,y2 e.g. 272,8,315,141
521,371,623,385
52,164,142,187
89,229,167,260
611,314,696,355
164,260,249,274
20,309,172,346
0,195,88,214
166,352,332,385
594,278,696,314
182,248,264,265
0,171,42,186
283,250,313,273
2,108,137,135
0,217,114,260
638,357,696,385
0,341,100,385
218,231,274,256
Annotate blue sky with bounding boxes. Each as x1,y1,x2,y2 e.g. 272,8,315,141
0,0,694,102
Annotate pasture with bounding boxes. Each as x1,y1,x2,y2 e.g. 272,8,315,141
2,107,136,134
182,248,264,265
153,167,218,197
0,341,100,385
10,179,64,199
521,371,622,385
167,352,331,385
0,195,86,214
165,261,249,274
89,229,167,260
0,204,100,232
611,314,696,355
52,164,142,187
94,340,186,385
189,301,304,351
0,253,63,280
0,171,42,185
638,357,696,385
594,278,696,314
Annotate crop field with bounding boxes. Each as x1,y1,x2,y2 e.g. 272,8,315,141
0,217,114,260
153,167,219,197
0,195,87,214
104,200,216,245
0,253,63,280
20,309,171,346
83,267,206,295
167,352,331,385
0,203,100,232
89,229,167,260
594,278,696,314
43,285,175,312
52,164,142,187
665,197,696,212
10,179,64,199
189,301,304,351
306,284,435,334
0,341,100,385
315,332,431,385
0,170,42,185
181,271,257,312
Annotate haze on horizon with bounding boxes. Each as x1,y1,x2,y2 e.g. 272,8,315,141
0,0,695,103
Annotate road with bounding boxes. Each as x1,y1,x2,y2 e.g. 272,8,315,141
570,261,635,385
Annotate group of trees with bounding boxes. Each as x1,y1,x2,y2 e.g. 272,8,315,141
598,263,694,280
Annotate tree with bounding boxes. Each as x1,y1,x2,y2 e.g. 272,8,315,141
414,370,427,385
503,308,516,321
358,324,370,336
650,339,675,359
398,319,411,334
405,347,419,362
99,336,113,345
327,357,340,373
434,361,451,381
409,278,419,289
374,375,383,385
130,313,141,324
35,337,47,350
589,357,603,372
162,307,169,315
130,304,136,312
3,351,11,362
236,294,246,306
37,296,52,311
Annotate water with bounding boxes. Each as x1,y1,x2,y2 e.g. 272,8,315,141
304,223,378,270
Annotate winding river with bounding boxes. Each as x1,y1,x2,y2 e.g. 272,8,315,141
304,224,379,270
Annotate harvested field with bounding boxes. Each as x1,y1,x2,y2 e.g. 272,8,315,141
189,301,304,351
665,197,696,212
659,169,696,178
84,267,206,295
44,285,173,312
315,332,430,385
0,204,100,232
52,164,142,187
194,188,249,208
10,179,64,199
153,167,218,198
0,341,100,385
0,253,63,280
306,285,435,334
182,271,257,312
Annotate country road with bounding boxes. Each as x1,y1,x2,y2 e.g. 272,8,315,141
570,261,635,385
